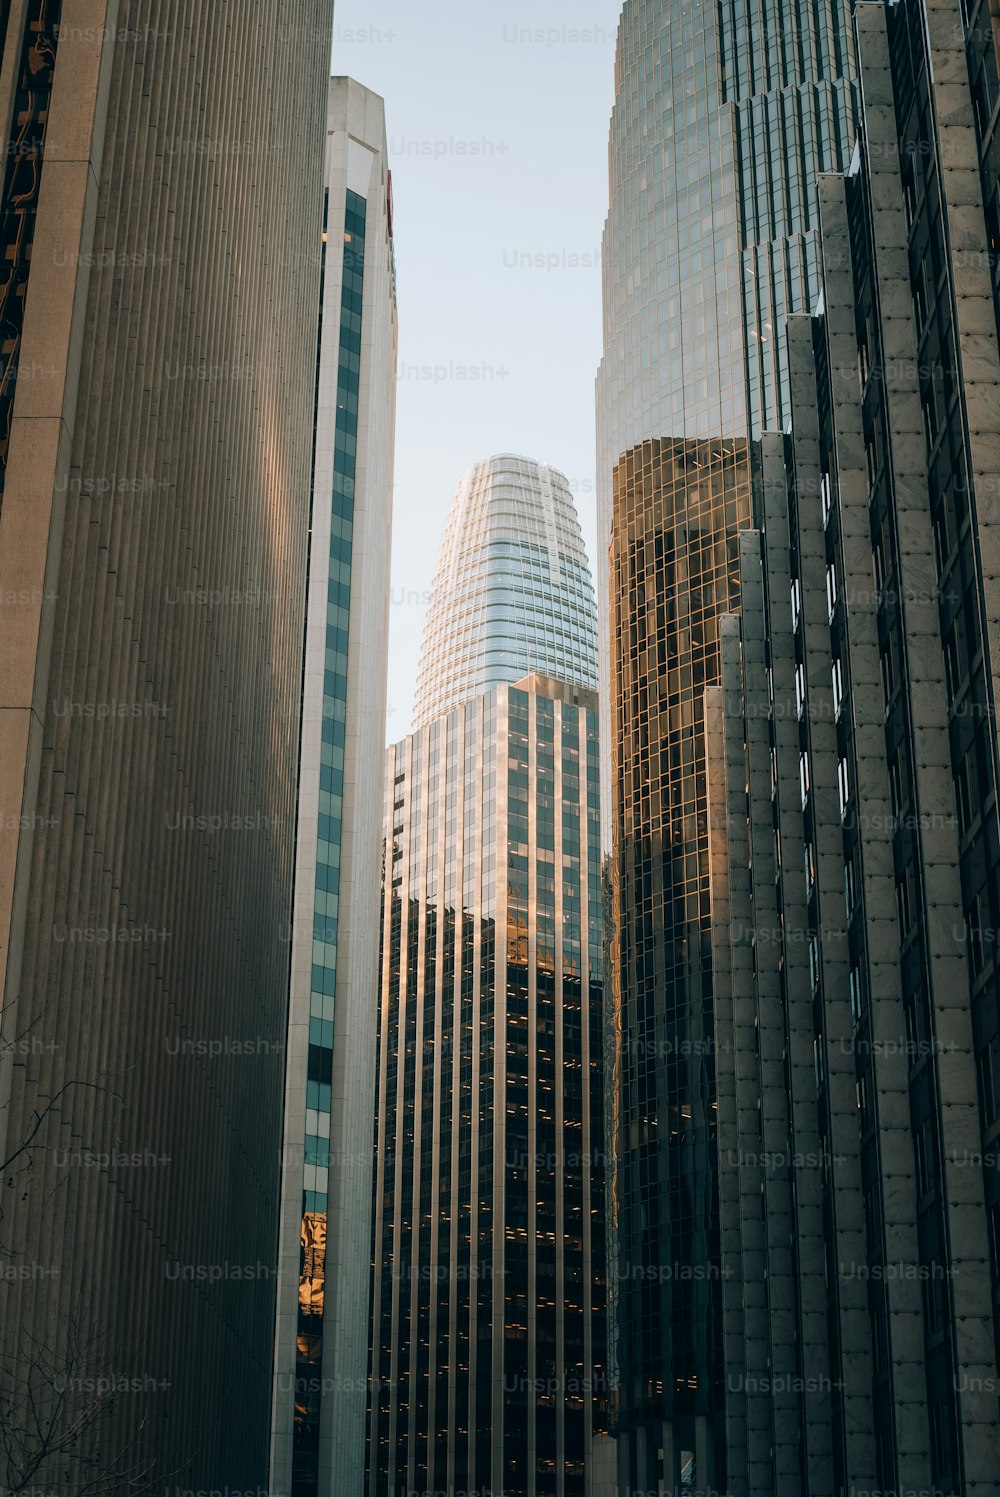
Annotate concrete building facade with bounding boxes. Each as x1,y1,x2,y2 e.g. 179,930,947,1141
270,77,397,1497
0,2,333,1490
706,1,1000,1493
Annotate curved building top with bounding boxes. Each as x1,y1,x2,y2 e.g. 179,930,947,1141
598,0,858,484
412,454,598,730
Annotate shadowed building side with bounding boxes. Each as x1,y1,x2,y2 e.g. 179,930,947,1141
706,3,1000,1491
0,3,334,1490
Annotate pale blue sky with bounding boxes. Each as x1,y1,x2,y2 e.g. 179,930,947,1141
330,1,621,738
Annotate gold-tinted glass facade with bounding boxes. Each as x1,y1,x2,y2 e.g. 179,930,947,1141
608,438,752,1475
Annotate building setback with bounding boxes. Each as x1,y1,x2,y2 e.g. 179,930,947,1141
369,458,610,1497
0,3,332,1490
270,79,397,1497
597,0,858,1489
706,1,1000,1494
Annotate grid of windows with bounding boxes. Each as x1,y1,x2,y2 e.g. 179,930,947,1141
413,456,598,728
292,188,368,1497
608,437,750,1471
597,1,858,1489
369,685,608,1497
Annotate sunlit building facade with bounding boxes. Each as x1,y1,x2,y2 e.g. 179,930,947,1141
413,455,599,730
369,461,610,1497
597,0,858,1491
270,79,397,1497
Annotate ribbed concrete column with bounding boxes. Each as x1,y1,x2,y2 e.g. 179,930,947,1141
784,310,883,1487
738,527,802,1495
758,434,836,1494
907,0,1000,724
855,9,997,1486
716,614,774,1494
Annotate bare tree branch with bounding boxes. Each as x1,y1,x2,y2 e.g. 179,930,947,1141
0,1314,169,1496
0,1034,190,1493
1,1077,125,1181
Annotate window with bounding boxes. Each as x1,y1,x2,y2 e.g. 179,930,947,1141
880,638,896,713
800,751,812,807
968,891,988,976
915,1121,935,1199
933,497,952,577
865,426,881,494
873,530,889,598
989,1198,1000,1280
904,985,927,1059
901,161,916,226
922,379,939,448
896,866,915,936
809,935,820,994
977,1034,1000,1129
864,1185,882,1253
956,752,974,835
832,655,845,719
913,259,928,331
930,1399,955,1483
888,752,904,820
795,661,807,719
845,853,859,918
943,618,966,701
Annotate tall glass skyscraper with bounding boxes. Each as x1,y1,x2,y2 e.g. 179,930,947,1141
368,460,611,1497
413,454,599,729
597,2,858,1491
270,78,397,1497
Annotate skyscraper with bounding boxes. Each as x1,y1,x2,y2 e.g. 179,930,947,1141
269,79,397,1497
597,1,858,1490
0,4,332,1490
413,454,599,730
705,1,1000,1492
368,459,610,1497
